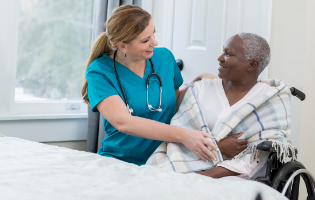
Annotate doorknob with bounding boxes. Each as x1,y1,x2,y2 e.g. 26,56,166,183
176,59,184,71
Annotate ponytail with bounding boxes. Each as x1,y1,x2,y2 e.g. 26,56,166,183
81,32,113,104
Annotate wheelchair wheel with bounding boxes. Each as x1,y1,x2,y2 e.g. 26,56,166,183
271,161,315,199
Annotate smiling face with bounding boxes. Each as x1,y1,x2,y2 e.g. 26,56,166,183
217,35,253,81
124,20,158,61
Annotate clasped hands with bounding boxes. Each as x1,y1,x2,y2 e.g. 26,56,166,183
201,131,247,162
181,130,247,162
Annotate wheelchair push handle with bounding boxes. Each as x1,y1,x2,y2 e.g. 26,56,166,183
290,87,306,101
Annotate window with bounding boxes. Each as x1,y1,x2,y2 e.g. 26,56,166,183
0,0,95,118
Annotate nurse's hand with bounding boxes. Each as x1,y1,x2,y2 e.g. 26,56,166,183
181,130,219,162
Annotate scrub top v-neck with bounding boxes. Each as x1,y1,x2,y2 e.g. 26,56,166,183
86,47,183,165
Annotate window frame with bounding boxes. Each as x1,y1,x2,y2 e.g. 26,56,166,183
0,0,89,120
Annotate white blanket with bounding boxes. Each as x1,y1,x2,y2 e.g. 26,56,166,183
0,137,286,200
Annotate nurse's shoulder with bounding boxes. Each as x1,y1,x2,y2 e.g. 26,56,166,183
86,53,114,76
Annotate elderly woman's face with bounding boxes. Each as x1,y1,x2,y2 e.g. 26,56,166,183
217,35,250,81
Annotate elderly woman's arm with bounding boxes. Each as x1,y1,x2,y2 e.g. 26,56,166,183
217,132,247,157
197,166,240,178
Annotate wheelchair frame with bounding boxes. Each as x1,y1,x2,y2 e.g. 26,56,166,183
255,87,315,200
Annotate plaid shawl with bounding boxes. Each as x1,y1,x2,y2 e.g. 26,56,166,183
146,79,295,173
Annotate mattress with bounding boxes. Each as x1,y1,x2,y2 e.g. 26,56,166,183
0,137,286,200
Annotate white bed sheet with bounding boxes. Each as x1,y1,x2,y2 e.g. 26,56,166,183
0,137,287,200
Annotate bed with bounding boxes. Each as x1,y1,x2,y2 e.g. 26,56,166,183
0,136,287,200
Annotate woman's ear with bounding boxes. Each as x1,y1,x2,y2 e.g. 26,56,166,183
248,60,259,73
116,42,128,53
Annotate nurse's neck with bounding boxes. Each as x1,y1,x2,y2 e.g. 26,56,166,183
110,50,146,78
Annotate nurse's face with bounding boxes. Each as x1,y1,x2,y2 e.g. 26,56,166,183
126,20,158,60
217,35,251,81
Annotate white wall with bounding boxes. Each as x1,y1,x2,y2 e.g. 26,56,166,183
299,0,315,173
295,0,315,198
0,118,88,142
268,1,315,196
0,118,88,151
268,1,307,148
43,140,87,151
269,0,315,174
269,1,315,198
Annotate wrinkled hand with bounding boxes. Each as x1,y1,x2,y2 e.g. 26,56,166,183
181,130,219,162
217,131,247,157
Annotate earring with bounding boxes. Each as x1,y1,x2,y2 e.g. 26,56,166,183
124,52,127,58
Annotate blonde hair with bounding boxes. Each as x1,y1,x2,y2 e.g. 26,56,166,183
81,5,151,104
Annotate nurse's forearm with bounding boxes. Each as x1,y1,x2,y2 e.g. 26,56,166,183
120,115,218,161
120,115,186,143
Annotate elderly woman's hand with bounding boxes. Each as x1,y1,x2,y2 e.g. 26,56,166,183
181,130,219,162
217,132,247,158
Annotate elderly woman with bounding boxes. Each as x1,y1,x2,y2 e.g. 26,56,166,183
176,33,273,179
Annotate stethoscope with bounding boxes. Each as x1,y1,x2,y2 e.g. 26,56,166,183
113,49,162,115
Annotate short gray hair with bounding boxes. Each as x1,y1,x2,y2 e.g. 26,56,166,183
237,33,271,75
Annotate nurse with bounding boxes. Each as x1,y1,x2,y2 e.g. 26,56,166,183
81,5,242,165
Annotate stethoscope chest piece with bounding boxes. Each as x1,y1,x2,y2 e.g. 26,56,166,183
127,104,133,115
147,84,162,112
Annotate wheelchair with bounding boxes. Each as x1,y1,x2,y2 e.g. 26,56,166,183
255,87,315,200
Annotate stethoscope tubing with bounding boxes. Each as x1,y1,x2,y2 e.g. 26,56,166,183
113,49,131,111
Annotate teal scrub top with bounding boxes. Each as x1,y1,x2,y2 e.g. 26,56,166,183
86,47,183,165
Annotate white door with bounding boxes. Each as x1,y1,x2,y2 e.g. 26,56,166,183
169,0,272,85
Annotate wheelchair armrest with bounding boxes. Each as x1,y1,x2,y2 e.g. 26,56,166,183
257,141,277,152
257,141,298,155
